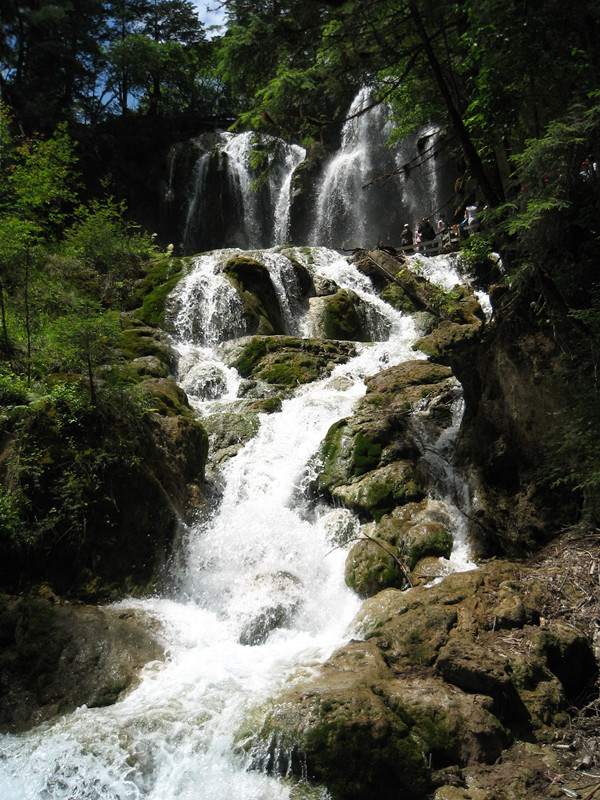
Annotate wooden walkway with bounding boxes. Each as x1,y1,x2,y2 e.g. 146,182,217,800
399,223,479,257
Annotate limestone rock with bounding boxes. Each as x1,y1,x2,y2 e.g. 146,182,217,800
237,549,598,800
345,500,454,597
0,592,164,733
314,360,458,526
224,256,285,335
308,289,369,341
220,336,356,385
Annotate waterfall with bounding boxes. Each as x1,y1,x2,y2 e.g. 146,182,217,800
307,87,401,248
180,89,454,254
0,250,480,798
307,89,454,248
182,133,305,254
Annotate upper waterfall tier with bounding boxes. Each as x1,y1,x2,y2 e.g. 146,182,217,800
173,90,455,254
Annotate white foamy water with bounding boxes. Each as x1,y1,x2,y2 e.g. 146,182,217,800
0,248,480,798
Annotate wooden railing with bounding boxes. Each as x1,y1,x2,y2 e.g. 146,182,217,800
399,223,479,257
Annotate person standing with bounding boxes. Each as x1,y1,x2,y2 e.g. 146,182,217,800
400,223,413,249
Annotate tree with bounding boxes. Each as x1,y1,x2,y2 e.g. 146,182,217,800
0,0,107,131
0,111,79,366
216,0,600,208
46,304,121,405
105,0,207,116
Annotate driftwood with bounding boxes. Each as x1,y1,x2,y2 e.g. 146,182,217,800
353,247,443,316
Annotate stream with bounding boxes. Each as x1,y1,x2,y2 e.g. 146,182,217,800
0,247,479,799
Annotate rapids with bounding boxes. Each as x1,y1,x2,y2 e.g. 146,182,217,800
0,247,478,799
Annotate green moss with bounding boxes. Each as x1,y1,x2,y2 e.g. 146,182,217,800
137,275,181,326
408,709,459,765
140,377,191,417
118,323,173,366
380,283,418,312
352,433,382,476
405,529,453,570
256,355,320,386
345,541,406,597
249,396,283,414
316,419,351,492
230,338,269,377
322,291,368,342
128,256,185,326
305,719,428,800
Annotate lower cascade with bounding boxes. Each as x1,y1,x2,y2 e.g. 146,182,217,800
0,247,478,799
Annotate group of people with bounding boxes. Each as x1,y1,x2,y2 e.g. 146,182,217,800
399,215,443,250
399,205,479,252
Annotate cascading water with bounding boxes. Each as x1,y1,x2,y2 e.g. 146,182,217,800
180,88,454,255
307,89,455,248
182,133,305,254
0,247,479,799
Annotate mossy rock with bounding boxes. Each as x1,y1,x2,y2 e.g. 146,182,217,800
254,352,321,386
127,355,171,379
330,462,425,521
202,411,260,463
224,257,285,335
314,419,354,490
222,336,356,385
380,282,418,312
128,256,186,327
344,505,453,597
345,538,406,597
405,525,453,571
0,375,208,599
0,592,164,732
248,396,283,414
118,318,175,368
243,657,429,800
369,602,459,667
352,432,383,476
413,319,482,362
315,290,369,341
140,376,192,417
390,676,508,766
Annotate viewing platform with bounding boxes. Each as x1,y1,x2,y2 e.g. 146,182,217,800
399,223,480,257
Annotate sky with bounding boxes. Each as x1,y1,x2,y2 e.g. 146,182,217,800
195,2,227,34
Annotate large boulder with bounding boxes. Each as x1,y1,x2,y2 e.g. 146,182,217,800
308,289,370,341
0,318,209,600
452,286,583,556
345,499,454,596
224,257,285,335
239,557,597,799
313,360,459,524
0,590,164,732
220,335,357,385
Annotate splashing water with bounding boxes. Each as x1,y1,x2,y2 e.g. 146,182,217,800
0,248,480,799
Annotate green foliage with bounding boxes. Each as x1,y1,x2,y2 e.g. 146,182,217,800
62,193,158,273
43,303,121,402
458,233,496,283
0,371,30,406
0,376,147,551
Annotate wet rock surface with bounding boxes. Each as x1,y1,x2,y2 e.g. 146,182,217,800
0,590,165,733
242,529,600,799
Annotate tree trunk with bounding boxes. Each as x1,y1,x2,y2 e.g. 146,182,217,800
25,250,31,387
86,347,97,406
408,0,504,208
0,277,10,355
